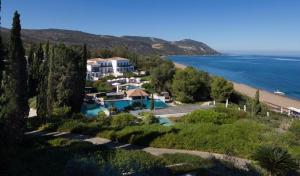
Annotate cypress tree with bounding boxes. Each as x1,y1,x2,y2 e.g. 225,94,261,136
27,45,36,97
253,89,262,115
0,0,4,83
2,11,29,142
46,46,57,115
36,44,47,118
71,44,87,112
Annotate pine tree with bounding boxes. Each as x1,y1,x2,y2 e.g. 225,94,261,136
2,11,28,143
253,89,262,115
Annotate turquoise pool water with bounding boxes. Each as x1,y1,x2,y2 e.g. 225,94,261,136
81,99,168,117
105,99,168,110
157,116,173,126
81,104,106,117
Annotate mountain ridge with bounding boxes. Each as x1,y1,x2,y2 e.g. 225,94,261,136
1,28,219,55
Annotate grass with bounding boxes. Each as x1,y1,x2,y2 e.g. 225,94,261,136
1,134,262,176
27,107,300,161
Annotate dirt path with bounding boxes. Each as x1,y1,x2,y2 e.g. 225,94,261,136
26,130,252,170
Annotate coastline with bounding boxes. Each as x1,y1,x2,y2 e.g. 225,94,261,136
174,62,300,109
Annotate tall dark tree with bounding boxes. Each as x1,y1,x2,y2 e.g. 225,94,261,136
27,45,36,97
0,0,4,83
47,46,59,115
253,89,262,115
71,44,87,112
28,43,44,97
2,11,29,142
36,44,48,118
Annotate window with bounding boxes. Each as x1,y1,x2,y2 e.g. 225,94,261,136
92,67,100,72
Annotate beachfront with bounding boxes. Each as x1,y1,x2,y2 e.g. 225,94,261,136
174,62,300,110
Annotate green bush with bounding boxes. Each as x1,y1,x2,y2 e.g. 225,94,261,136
48,138,73,147
181,109,230,124
52,106,72,118
64,157,101,176
289,120,300,139
29,97,37,109
141,112,158,125
252,146,299,176
110,113,137,128
57,120,86,132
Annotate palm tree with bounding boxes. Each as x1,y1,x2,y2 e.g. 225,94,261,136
252,146,298,176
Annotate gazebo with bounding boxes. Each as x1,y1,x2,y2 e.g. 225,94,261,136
126,89,149,101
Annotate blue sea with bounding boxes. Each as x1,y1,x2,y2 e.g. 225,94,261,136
169,55,300,100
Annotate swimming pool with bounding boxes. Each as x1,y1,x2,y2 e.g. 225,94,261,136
81,104,106,117
104,99,168,110
157,116,173,126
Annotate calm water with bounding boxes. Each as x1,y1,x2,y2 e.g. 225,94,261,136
169,55,300,100
81,99,168,117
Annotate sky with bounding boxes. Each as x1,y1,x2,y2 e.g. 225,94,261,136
1,0,300,53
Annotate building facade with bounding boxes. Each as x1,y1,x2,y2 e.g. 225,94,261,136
87,57,134,80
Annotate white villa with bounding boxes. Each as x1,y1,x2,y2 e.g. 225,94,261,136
86,57,134,80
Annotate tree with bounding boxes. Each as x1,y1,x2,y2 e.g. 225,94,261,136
1,11,29,143
252,89,262,115
71,44,87,113
150,93,155,111
252,146,298,176
172,67,210,103
36,43,48,118
27,45,38,97
150,61,175,92
0,0,4,84
210,77,233,102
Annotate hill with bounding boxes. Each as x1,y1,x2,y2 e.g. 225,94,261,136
1,28,219,55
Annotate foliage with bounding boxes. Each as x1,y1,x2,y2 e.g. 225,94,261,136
0,11,28,144
252,146,298,176
289,120,300,139
142,82,155,93
29,97,37,109
64,157,101,176
252,90,262,115
150,60,175,92
92,80,114,92
36,42,49,118
141,112,158,125
181,109,233,125
172,67,210,103
47,44,87,116
110,113,137,128
51,106,72,118
210,76,233,102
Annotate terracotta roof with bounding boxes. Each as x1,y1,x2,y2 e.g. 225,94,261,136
126,89,149,97
88,57,129,62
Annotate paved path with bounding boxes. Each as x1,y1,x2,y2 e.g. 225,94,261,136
26,130,251,170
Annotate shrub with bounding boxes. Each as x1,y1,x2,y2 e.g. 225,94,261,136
181,109,231,125
252,146,298,176
58,120,86,132
48,138,73,147
110,113,137,128
141,112,158,125
28,97,37,109
52,106,72,118
64,157,101,176
289,120,300,139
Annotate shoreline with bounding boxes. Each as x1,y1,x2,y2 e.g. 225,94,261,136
174,62,300,109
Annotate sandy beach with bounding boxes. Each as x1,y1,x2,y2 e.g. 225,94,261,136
174,62,300,109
